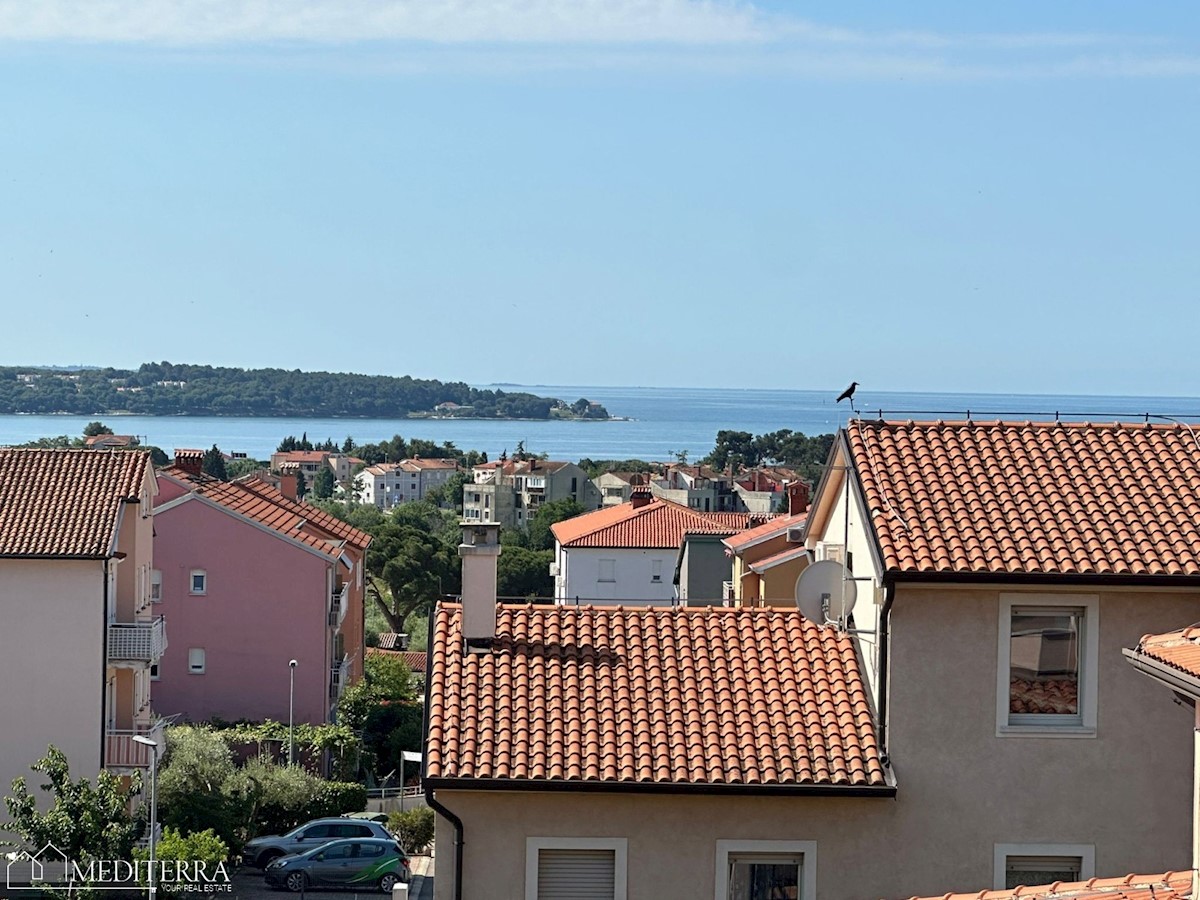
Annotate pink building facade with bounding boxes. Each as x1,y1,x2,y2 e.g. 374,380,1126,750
152,472,353,726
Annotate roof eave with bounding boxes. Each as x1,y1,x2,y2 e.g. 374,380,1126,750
1122,647,1200,700
422,776,896,798
883,569,1200,588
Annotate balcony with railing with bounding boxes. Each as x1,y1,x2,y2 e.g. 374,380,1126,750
105,719,164,770
107,616,167,663
328,654,351,701
330,582,348,628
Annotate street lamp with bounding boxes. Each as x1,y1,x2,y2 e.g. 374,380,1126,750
132,735,160,900
288,660,298,766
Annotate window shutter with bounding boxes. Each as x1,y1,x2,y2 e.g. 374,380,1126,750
537,849,615,900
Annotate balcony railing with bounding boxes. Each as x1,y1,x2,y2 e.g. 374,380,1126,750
329,654,351,701
331,583,348,628
107,616,167,662
105,719,164,770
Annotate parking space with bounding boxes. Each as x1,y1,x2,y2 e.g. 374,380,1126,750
226,856,432,900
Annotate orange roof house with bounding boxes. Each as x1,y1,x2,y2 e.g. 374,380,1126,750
423,521,895,899
903,871,1192,900
721,510,809,607
792,418,1200,897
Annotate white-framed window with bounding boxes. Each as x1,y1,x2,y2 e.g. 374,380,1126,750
150,569,162,602
651,560,662,583
187,648,206,674
994,844,1094,890
997,594,1098,737
525,837,627,900
598,559,616,583
189,569,207,595
716,840,816,900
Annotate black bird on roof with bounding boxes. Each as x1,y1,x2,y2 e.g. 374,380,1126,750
836,381,859,413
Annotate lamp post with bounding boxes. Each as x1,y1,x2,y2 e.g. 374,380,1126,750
288,659,297,766
132,735,160,900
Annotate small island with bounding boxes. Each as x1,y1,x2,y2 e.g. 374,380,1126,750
0,362,612,421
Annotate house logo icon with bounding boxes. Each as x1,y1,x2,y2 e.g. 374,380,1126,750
6,843,70,890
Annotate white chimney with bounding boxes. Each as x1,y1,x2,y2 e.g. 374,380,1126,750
459,522,502,652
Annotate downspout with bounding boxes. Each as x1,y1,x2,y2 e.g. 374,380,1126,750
877,579,896,764
421,607,464,900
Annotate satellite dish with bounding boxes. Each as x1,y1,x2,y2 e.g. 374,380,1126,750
794,559,857,625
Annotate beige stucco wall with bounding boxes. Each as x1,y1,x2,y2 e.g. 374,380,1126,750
0,558,106,804
431,585,1199,900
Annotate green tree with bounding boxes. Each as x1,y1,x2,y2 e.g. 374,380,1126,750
295,469,308,499
527,497,585,551
498,545,554,599
157,727,244,852
3,746,142,873
82,421,113,437
313,467,337,499
202,445,228,480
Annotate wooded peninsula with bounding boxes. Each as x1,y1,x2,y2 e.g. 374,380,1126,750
0,362,612,420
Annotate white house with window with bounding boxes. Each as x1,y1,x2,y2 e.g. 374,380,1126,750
549,493,764,605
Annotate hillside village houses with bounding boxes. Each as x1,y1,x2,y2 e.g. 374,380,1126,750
0,449,164,800
462,457,600,529
357,457,460,508
424,418,1200,900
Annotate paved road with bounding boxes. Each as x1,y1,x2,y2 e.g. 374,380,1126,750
227,856,432,900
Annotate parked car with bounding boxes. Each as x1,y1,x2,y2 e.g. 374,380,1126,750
263,838,410,893
241,817,396,868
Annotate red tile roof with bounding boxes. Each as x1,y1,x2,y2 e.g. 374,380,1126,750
426,604,888,790
273,451,330,463
0,449,150,558
904,871,1190,900
1133,625,1200,681
847,420,1200,577
367,646,428,674
722,511,807,554
552,499,768,549
400,458,459,471
161,469,370,554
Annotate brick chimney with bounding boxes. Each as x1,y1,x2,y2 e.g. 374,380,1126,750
630,484,653,509
787,480,811,516
277,473,298,500
174,449,204,476
459,522,502,652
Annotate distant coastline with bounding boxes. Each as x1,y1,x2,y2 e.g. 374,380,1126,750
0,362,614,422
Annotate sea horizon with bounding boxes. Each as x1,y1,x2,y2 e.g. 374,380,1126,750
1,384,1198,463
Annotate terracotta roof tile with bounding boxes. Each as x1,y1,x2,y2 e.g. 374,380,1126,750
847,420,1200,577
903,871,1190,900
426,604,887,789
366,646,427,673
1135,626,1200,680
552,499,771,549
0,449,150,558
163,468,370,554
723,511,807,553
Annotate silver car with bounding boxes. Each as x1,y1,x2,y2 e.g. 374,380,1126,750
241,817,396,868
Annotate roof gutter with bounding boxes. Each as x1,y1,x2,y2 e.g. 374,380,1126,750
886,570,1200,588
422,607,465,900
422,777,895,798
1122,648,1200,701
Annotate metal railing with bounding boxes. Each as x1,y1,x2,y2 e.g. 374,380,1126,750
107,616,167,662
105,719,164,769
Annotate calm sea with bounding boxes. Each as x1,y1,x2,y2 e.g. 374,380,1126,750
2,385,1199,463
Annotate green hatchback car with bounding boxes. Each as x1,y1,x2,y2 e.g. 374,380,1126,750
263,837,410,893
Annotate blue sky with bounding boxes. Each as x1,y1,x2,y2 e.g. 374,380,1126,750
2,1,1198,395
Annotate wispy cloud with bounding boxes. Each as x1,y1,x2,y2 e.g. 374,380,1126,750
0,0,1196,81
0,0,769,45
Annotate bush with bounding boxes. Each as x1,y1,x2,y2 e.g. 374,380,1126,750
388,807,434,854
134,827,230,866
238,757,367,839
